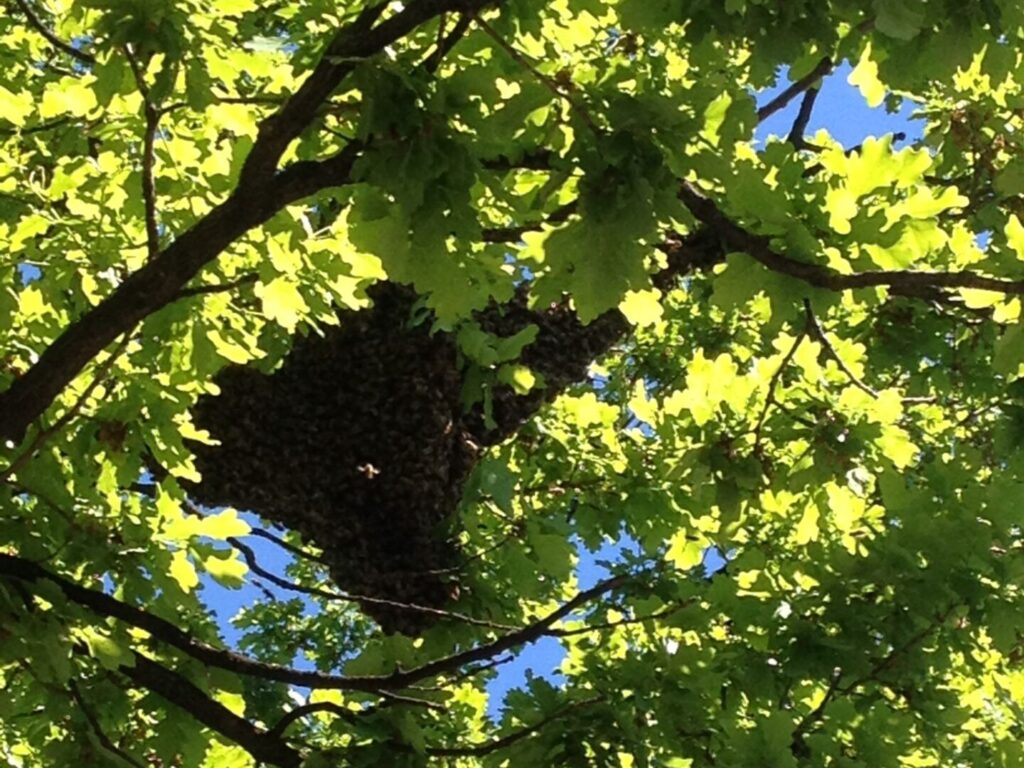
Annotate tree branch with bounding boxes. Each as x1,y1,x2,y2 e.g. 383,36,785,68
422,13,471,73
0,0,500,442
470,10,600,135
229,535,517,631
0,143,360,443
12,0,94,64
0,553,633,693
240,0,497,186
124,48,161,260
426,696,603,757
68,679,146,768
267,701,360,739
119,654,303,768
173,273,259,301
677,182,1024,298
0,333,130,483
803,299,935,404
757,56,832,124
787,86,820,148
753,327,807,453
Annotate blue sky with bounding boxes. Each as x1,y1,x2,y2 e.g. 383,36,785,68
190,60,922,718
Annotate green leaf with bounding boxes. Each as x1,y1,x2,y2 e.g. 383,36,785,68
255,278,308,331
169,550,200,592
619,288,664,327
848,46,886,108
195,508,251,540
80,628,134,671
874,0,927,40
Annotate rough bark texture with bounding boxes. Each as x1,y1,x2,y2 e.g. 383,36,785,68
187,283,629,633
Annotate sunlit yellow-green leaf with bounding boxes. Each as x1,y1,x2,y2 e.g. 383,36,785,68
255,278,308,330
169,550,200,592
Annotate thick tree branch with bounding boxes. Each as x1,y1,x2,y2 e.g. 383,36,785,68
120,654,303,768
678,182,1024,297
0,143,360,442
12,0,94,64
787,86,820,148
0,553,633,693
0,0,499,442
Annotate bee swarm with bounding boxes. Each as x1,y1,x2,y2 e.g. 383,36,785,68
187,283,626,634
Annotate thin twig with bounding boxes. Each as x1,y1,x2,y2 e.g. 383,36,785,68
753,329,807,452
68,679,146,768
426,696,603,757
376,690,445,711
470,11,600,134
0,552,635,694
0,334,130,483
791,667,843,744
229,535,518,631
124,48,161,260
249,526,331,565
12,0,94,64
423,13,470,73
545,602,689,637
803,300,935,404
174,273,259,301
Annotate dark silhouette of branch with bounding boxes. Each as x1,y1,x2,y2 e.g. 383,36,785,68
12,0,94,64
267,701,360,739
173,273,259,301
0,553,633,693
0,142,361,443
0,333,131,483
753,327,807,453
677,182,1024,297
229,536,517,631
802,299,936,404
787,86,820,147
249,526,331,565
544,602,688,637
124,48,161,259
423,13,471,72
482,200,578,243
757,56,833,123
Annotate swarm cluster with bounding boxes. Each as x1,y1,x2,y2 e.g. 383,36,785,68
187,283,628,633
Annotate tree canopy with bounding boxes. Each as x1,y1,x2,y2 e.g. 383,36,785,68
4,0,1024,766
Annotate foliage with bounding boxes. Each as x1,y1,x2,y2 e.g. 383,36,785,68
2,0,1024,766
